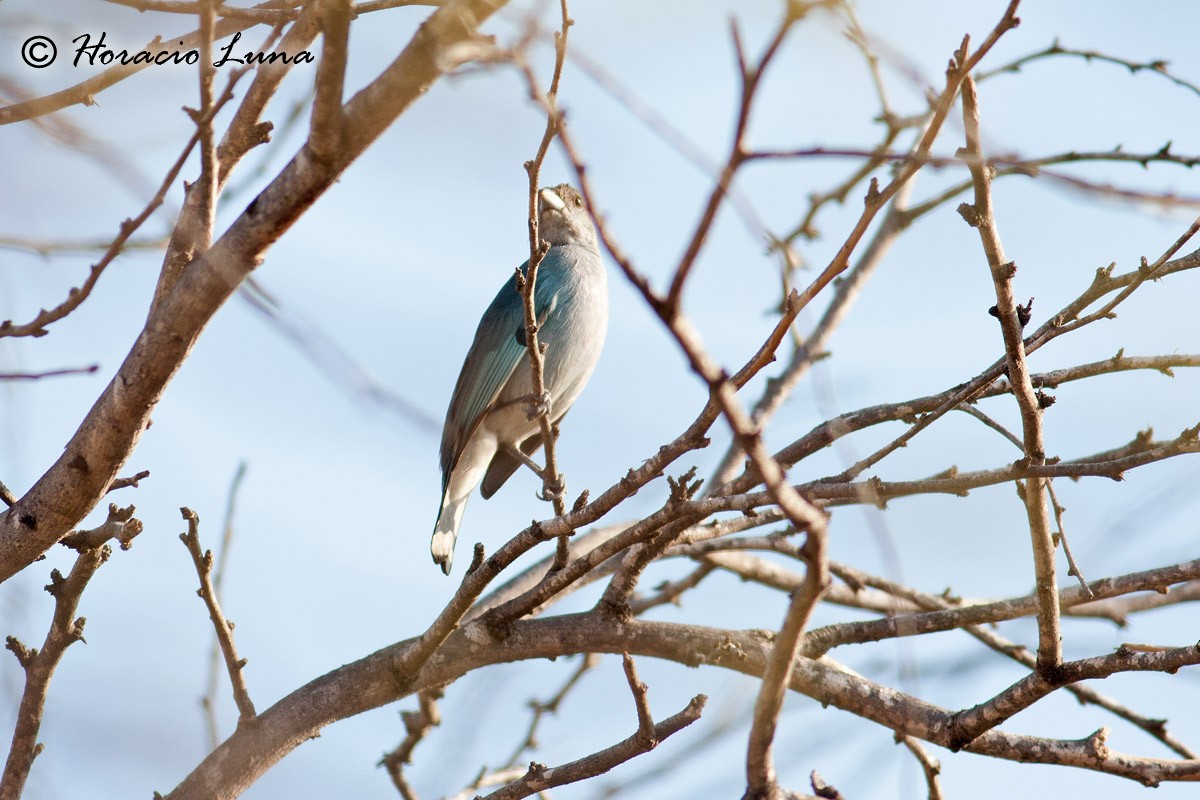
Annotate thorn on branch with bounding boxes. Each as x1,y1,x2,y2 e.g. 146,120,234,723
44,569,66,598
6,636,36,669
1087,727,1112,761
864,176,881,206
1016,296,1034,326
666,466,702,505
69,617,88,645
106,469,151,494
811,770,846,800
468,543,486,574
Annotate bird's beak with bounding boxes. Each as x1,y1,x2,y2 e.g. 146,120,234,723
539,188,565,213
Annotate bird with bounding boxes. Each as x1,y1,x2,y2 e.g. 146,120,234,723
430,184,608,575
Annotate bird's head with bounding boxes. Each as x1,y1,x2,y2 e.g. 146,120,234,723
538,184,598,251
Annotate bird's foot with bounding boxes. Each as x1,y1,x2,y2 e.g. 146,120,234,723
524,390,553,422
538,474,566,503
502,442,546,478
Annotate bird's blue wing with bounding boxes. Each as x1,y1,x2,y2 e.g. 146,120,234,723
440,260,561,481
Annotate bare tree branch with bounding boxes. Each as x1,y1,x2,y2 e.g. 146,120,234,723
163,613,1200,799
380,688,442,800
0,365,99,380
977,38,1200,99
0,544,113,800
480,677,705,800
0,71,245,341
959,73,1060,671
202,463,249,750
517,0,574,568
60,503,145,552
180,508,256,724
105,470,151,495
309,0,351,163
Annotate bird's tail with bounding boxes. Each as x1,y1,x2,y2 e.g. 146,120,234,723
431,490,468,575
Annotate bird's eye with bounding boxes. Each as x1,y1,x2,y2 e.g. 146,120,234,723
573,196,583,207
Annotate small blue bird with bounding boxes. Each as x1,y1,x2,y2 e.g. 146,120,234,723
431,184,608,574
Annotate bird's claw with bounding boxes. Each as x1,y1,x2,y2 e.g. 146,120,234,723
525,390,553,422
538,475,567,503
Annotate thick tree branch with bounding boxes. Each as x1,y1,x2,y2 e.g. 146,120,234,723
164,613,1200,799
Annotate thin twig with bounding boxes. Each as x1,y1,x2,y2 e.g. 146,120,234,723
105,470,151,495
959,72,1059,672
621,654,657,748
194,0,219,254
663,6,804,313
707,181,915,491
309,0,351,163
803,555,1200,655
0,365,99,381
977,39,1200,100
518,0,573,569
898,735,944,800
502,653,599,769
628,561,717,615
380,688,442,800
60,503,144,552
600,468,703,617
180,507,257,724
786,0,1022,320
955,404,1089,595
149,16,291,314
1045,479,1090,596
202,463,249,750
0,72,245,339
480,693,706,800
101,0,302,21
